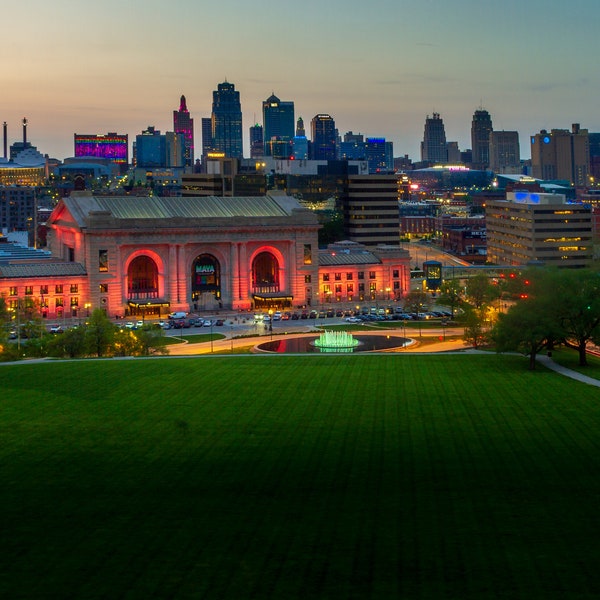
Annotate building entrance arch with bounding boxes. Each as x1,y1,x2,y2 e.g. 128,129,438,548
191,253,221,310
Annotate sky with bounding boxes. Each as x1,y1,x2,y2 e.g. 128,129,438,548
2,0,600,161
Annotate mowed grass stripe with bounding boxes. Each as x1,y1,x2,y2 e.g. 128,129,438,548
1,355,599,599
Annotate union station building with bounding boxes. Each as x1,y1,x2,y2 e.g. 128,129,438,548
0,192,411,319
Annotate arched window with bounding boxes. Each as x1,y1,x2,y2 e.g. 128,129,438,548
252,252,279,292
128,256,158,298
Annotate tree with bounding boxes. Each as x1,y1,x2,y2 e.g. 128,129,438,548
548,269,600,366
465,273,494,310
403,288,430,316
134,325,169,356
48,326,87,358
85,309,116,357
493,296,562,370
462,307,488,349
437,279,463,318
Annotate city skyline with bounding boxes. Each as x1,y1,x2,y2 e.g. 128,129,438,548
2,0,599,161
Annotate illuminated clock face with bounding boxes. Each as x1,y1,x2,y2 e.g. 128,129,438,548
543,136,551,144
531,137,536,144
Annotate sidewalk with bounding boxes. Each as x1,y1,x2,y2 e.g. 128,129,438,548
535,354,600,387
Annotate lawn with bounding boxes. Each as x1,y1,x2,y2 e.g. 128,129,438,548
1,355,599,599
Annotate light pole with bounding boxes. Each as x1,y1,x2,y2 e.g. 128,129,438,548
268,308,273,340
210,319,214,353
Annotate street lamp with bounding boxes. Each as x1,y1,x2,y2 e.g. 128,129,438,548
268,308,273,340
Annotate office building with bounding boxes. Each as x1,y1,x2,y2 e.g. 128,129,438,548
486,191,592,268
249,124,264,159
173,95,194,167
311,114,337,160
489,131,521,174
262,94,294,158
135,127,184,168
366,138,392,173
341,174,401,246
470,108,493,169
211,81,243,159
530,125,590,186
74,133,129,168
421,113,448,164
292,117,308,160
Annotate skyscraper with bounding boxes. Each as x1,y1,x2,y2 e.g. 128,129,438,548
293,117,308,160
249,124,264,159
489,131,520,173
421,113,448,164
211,81,243,159
471,108,493,170
530,125,589,185
311,114,336,160
173,95,194,167
262,94,294,158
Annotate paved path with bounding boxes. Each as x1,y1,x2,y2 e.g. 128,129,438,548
535,354,600,387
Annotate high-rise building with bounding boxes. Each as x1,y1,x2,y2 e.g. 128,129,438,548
530,125,589,186
211,81,243,159
249,124,264,159
339,132,366,161
366,138,392,173
421,113,448,164
470,108,493,169
489,131,520,174
311,114,337,160
201,118,213,163
262,94,294,158
74,133,129,167
173,95,194,167
292,117,308,160
341,174,400,246
135,127,184,168
486,191,592,267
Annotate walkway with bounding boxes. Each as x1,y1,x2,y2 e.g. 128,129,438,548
535,354,600,387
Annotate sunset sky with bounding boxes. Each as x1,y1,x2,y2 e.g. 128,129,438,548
3,0,599,161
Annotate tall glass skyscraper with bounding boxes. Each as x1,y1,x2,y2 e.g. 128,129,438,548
262,94,295,158
421,113,448,164
471,108,493,170
173,95,194,167
211,81,243,159
311,114,337,160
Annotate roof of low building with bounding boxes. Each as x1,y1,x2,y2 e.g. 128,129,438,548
0,262,87,279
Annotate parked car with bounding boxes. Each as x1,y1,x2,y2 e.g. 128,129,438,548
49,324,64,334
215,319,225,326
193,318,205,327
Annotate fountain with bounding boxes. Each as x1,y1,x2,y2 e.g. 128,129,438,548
312,330,360,353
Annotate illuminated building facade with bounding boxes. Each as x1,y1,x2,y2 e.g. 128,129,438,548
486,192,592,268
0,192,411,320
74,133,128,166
173,95,194,167
249,124,264,159
318,241,410,303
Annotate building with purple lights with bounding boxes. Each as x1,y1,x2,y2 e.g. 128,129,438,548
173,95,194,168
74,133,129,171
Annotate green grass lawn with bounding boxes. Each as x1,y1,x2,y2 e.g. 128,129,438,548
1,355,599,599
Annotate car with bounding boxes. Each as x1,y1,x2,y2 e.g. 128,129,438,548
272,311,282,321
203,319,213,327
291,312,299,320
49,324,63,334
300,311,308,319
345,316,362,323
193,318,205,327
125,321,135,329
263,315,271,323
281,312,291,320
136,320,144,328
215,319,224,326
